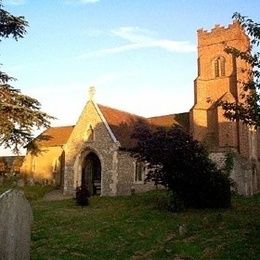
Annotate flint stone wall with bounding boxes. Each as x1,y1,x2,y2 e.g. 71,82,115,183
210,152,260,196
0,189,33,260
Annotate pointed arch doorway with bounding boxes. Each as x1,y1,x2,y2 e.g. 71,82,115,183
81,152,101,195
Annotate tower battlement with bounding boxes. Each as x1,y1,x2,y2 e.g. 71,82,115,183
197,21,249,47
197,21,240,35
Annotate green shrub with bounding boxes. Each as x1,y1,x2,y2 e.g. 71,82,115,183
132,125,231,211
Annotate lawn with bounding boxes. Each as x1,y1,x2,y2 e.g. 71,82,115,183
0,180,55,200
29,191,260,260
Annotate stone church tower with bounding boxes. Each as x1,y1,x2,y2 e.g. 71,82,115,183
190,22,259,195
191,22,252,155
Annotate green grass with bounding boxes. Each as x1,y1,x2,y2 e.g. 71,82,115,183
0,180,55,200
30,191,260,259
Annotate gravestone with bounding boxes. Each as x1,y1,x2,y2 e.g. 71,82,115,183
0,189,33,260
17,178,25,187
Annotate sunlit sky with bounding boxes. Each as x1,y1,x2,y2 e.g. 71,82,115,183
1,0,260,155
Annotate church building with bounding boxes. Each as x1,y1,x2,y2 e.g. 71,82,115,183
20,21,260,196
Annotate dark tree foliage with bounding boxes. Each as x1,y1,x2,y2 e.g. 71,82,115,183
132,125,231,211
0,2,28,40
0,1,53,153
220,13,260,127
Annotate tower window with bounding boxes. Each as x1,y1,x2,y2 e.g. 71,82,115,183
198,57,201,76
220,58,225,76
214,59,220,77
214,57,225,78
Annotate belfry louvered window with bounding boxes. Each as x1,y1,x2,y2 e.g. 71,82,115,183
214,57,225,77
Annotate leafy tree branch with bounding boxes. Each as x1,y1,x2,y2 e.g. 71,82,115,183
0,0,54,153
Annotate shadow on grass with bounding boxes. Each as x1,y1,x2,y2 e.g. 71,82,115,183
30,190,260,259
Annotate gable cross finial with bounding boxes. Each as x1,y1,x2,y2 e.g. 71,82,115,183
88,86,96,100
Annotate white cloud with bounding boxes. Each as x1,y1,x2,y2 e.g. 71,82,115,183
64,0,99,4
78,26,196,59
79,43,145,59
111,27,156,43
5,0,26,5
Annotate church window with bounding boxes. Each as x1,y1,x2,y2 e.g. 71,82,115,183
214,57,225,77
214,59,220,77
197,57,201,76
220,58,225,76
135,161,146,183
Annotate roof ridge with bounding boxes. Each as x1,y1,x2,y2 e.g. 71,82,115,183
147,112,189,120
47,125,75,129
97,103,146,119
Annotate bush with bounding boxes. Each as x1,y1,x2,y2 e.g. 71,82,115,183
75,185,90,206
132,125,231,211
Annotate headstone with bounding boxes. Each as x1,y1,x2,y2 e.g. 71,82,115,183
0,189,33,260
178,224,187,236
17,178,25,187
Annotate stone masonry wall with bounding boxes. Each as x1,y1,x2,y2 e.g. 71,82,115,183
117,151,156,195
191,22,251,155
116,151,135,195
64,101,120,196
210,152,260,196
0,189,33,260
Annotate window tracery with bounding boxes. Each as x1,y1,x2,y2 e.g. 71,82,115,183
214,56,225,77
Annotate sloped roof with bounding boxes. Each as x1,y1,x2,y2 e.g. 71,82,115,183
206,92,236,111
147,112,190,132
32,104,190,150
218,92,236,103
98,104,147,149
35,125,74,147
99,105,190,149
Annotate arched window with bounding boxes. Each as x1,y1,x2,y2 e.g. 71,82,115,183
134,161,146,183
214,57,225,77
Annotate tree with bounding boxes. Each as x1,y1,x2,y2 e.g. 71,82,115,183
220,13,260,127
132,125,231,211
0,1,53,153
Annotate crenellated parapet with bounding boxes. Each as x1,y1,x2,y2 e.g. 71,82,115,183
197,21,249,47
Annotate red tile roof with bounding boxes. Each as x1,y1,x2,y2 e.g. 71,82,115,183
35,125,74,147
98,104,147,149
148,112,190,132
32,104,189,150
99,105,189,149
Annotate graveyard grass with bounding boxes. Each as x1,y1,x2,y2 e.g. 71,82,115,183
0,180,55,200
28,190,260,259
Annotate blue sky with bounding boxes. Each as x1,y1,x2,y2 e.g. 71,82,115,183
1,0,260,155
